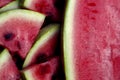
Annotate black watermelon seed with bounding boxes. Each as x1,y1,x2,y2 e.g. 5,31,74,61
4,32,15,41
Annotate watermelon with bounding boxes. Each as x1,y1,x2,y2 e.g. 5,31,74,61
0,49,20,80
63,0,120,80
23,0,60,21
22,57,59,80
23,24,60,68
0,0,13,8
0,9,45,59
0,1,19,13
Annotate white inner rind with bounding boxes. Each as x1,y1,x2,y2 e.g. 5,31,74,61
0,9,45,26
23,70,34,80
0,1,19,13
0,49,11,66
24,0,33,8
23,24,59,68
63,0,76,80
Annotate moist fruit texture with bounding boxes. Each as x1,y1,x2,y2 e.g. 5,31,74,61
63,0,120,80
0,9,45,59
22,57,59,80
0,0,13,8
0,49,20,80
23,0,60,21
23,24,60,68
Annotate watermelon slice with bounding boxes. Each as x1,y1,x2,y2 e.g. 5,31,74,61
23,0,60,21
0,0,13,8
23,24,60,68
22,57,59,80
0,49,20,80
0,1,19,13
0,9,45,59
63,0,120,80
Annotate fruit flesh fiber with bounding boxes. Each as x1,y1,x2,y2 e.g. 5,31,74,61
64,0,120,80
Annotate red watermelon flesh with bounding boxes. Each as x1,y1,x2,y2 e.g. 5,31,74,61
0,9,45,59
0,49,20,80
0,0,13,8
23,0,60,21
22,57,59,80
64,0,120,80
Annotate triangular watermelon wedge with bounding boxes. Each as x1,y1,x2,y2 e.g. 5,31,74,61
0,49,20,80
23,24,60,68
0,9,45,59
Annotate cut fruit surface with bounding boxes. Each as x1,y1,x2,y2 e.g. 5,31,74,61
63,0,120,80
0,9,45,59
0,1,19,13
23,0,60,21
0,0,13,8
22,57,59,80
0,49,20,80
23,24,60,68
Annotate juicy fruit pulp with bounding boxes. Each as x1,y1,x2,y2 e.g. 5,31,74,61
23,24,60,68
0,9,45,59
64,0,120,80
0,49,20,80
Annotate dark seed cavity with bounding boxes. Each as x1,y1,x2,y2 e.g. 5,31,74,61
4,32,15,41
36,53,48,64
92,10,98,13
87,2,96,6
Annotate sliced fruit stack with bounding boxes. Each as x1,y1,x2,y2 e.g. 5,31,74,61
0,0,65,80
1,0,120,80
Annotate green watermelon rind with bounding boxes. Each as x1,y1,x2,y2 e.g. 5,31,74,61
63,0,76,80
0,49,11,66
0,1,19,13
23,24,60,68
22,70,35,80
0,9,45,25
23,0,33,9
